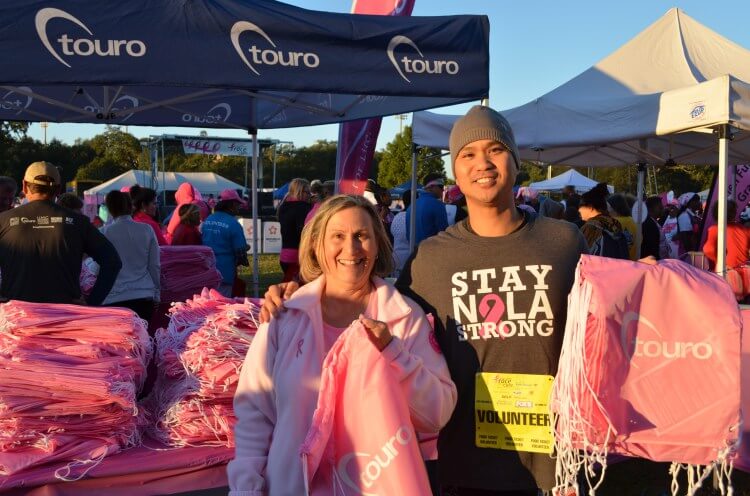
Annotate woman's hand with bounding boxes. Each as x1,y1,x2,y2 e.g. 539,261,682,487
260,281,300,322
638,256,658,265
359,315,393,351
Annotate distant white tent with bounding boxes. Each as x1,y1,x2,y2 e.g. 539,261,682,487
83,170,245,203
529,169,614,194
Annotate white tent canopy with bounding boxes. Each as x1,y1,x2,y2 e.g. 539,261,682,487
413,8,750,167
411,8,750,273
83,170,245,202
529,169,614,194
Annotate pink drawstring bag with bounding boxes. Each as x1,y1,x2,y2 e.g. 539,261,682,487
734,308,750,473
300,321,432,496
553,256,741,495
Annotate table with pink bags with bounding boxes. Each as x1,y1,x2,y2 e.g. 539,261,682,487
0,289,261,495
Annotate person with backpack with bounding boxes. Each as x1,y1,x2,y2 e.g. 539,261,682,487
579,183,630,259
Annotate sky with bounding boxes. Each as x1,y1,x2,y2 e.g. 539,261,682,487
25,0,750,164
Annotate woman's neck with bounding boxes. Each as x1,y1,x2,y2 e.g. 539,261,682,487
321,280,372,328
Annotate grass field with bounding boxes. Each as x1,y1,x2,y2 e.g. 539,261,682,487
237,253,284,297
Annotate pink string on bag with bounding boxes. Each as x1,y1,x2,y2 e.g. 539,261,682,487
144,289,260,448
0,301,151,479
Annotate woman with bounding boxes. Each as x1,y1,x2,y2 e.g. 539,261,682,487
228,195,456,495
277,178,312,282
165,182,209,243
703,199,750,269
607,193,637,260
201,189,249,298
171,203,202,246
99,190,160,321
130,185,168,246
579,183,629,259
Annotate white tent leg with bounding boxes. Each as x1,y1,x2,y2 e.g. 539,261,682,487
716,125,729,275
635,163,645,259
408,145,418,255
251,133,260,297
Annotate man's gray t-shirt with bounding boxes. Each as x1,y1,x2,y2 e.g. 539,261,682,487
397,211,586,491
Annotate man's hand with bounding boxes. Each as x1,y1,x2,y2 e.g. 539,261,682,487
638,256,658,265
260,281,300,323
359,315,393,351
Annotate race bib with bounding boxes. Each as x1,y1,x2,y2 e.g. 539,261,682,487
475,373,554,454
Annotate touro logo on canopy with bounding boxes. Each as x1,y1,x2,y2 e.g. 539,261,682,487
619,311,713,365
182,103,232,124
230,21,320,76
336,425,413,495
35,8,147,68
84,94,139,122
387,35,459,83
1,87,33,115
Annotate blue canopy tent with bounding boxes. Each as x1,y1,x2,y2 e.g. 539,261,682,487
0,0,489,295
272,182,289,200
389,180,422,197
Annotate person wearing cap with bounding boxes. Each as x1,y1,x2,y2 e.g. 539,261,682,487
0,161,121,305
404,172,449,246
259,106,588,495
202,189,249,297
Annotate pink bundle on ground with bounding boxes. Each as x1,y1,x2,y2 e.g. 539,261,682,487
552,256,741,495
146,288,260,447
159,246,223,304
0,301,152,477
301,321,431,496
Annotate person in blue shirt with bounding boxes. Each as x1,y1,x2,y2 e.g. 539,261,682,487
405,172,449,246
201,189,249,297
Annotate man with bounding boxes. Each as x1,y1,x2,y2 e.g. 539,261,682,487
641,196,665,259
0,161,121,304
262,106,588,495
0,176,17,213
405,172,449,246
560,184,576,209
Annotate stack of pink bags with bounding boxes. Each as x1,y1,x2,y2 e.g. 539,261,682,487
159,246,223,304
0,301,152,477
146,288,260,448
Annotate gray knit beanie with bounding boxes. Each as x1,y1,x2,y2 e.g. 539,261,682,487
449,105,520,169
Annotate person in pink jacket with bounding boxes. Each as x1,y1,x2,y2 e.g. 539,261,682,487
228,195,457,496
166,182,209,243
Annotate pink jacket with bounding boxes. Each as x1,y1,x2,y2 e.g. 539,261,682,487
166,183,210,243
228,276,456,496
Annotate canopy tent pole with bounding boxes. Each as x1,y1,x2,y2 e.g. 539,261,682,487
160,138,166,205
272,144,277,191
244,157,249,193
635,162,646,259
408,144,418,255
251,133,260,298
716,125,730,275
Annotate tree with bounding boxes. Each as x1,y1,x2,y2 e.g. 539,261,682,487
377,126,444,188
75,126,145,181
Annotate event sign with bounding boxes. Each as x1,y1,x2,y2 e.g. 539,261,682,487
335,0,416,195
262,222,282,254
238,218,261,254
182,139,252,157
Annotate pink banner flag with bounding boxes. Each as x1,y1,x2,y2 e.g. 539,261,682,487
700,164,750,247
335,0,416,195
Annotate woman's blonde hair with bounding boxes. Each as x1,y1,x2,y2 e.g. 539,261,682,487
287,178,310,200
299,195,394,283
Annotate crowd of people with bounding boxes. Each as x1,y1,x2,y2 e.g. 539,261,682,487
0,104,747,496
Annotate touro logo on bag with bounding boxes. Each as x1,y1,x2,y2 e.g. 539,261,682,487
35,8,147,68
620,311,713,365
387,35,459,83
231,21,320,76
336,426,413,494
